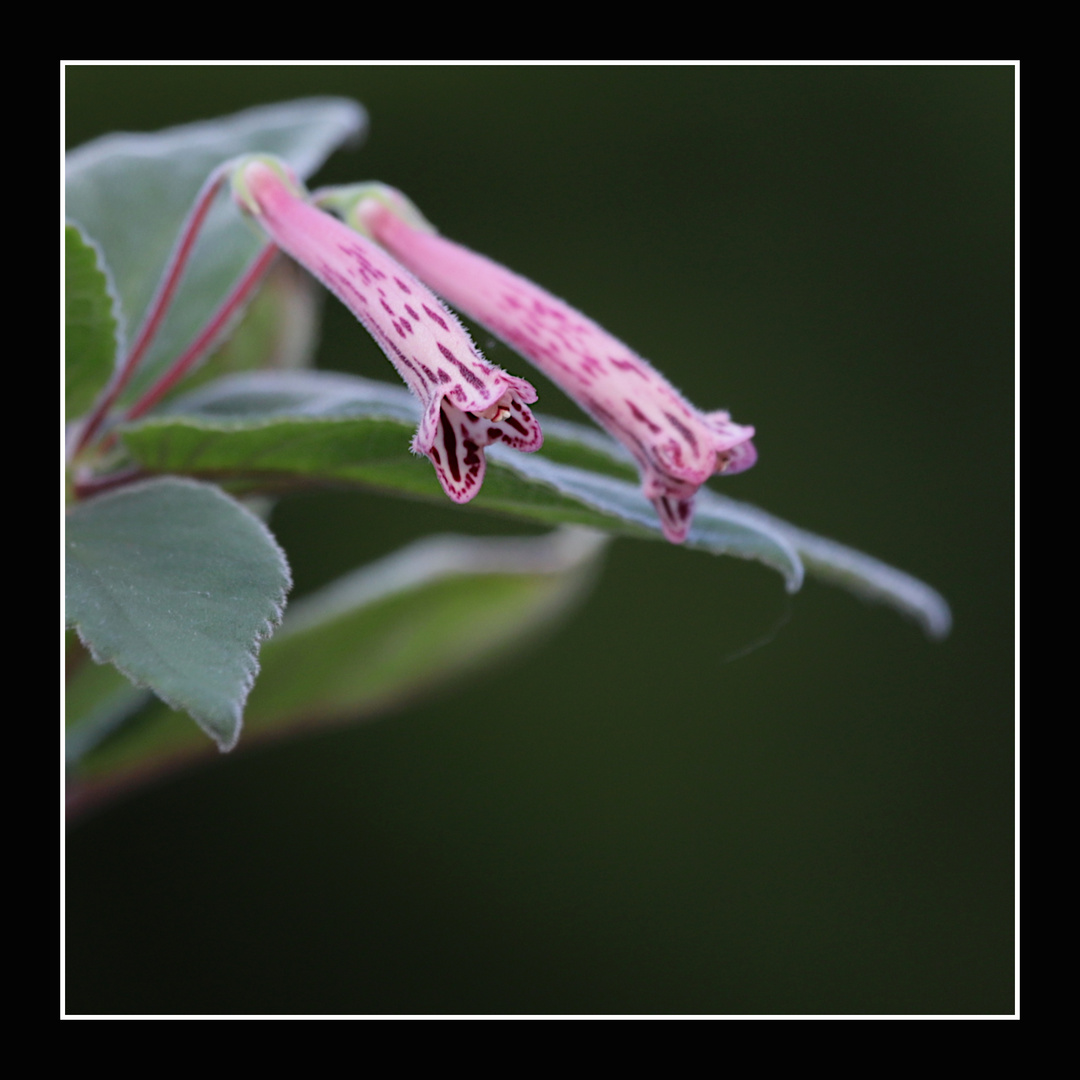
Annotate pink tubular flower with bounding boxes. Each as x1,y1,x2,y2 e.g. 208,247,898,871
326,185,756,543
231,159,542,503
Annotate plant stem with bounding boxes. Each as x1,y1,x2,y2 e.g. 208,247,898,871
121,242,278,424
72,165,229,458
71,466,148,501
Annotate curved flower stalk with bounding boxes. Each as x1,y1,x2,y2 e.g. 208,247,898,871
321,184,757,543
231,158,542,503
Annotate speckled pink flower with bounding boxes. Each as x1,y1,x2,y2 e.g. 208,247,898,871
231,159,542,503
330,184,756,543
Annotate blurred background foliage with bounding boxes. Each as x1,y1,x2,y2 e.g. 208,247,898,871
64,64,1014,1015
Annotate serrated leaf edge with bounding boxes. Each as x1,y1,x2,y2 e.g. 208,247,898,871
65,221,128,382
65,476,292,751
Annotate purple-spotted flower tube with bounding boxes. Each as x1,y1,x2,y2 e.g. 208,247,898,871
231,158,542,503
321,184,756,543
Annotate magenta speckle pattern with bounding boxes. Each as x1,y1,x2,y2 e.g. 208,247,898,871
237,163,542,503
359,197,757,542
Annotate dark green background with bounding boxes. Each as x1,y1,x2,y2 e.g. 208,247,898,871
65,65,1014,1015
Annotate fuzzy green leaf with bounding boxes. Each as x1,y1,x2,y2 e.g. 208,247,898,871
65,223,119,420
121,371,804,590
65,98,365,404
65,477,292,750
124,370,951,636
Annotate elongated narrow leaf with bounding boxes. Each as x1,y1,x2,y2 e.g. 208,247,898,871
121,371,803,589
65,477,292,749
246,526,607,726
490,417,951,637
65,223,119,420
68,528,607,808
125,370,950,634
706,506,953,640
65,98,365,403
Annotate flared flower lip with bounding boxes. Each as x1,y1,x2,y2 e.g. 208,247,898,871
346,187,757,542
232,159,542,503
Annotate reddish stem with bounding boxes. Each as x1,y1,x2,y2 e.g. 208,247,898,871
71,465,148,500
72,166,229,457
122,242,278,425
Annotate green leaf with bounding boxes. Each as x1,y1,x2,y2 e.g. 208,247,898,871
68,528,607,802
124,370,951,636
121,371,804,590
189,256,323,389
65,477,292,750
246,526,607,727
721,510,953,640
65,647,152,767
64,223,119,420
65,98,365,404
